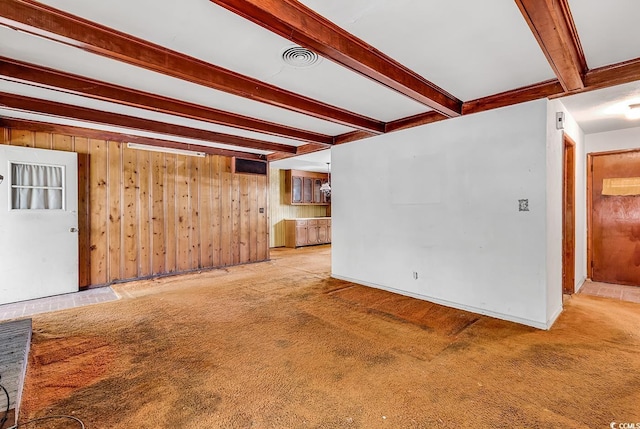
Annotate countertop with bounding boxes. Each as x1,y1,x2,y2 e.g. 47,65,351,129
284,217,331,221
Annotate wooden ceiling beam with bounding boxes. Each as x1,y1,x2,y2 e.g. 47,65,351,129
266,151,294,162
267,142,328,161
334,130,375,145
515,0,587,91
0,117,266,159
210,0,462,117
0,0,385,133
0,57,333,145
330,81,564,145
296,143,331,155
464,57,640,113
584,57,640,92
332,112,446,145
313,55,640,146
0,92,297,153
385,111,447,133
463,79,564,115
333,112,446,145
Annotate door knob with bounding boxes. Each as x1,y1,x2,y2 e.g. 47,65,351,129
70,227,78,233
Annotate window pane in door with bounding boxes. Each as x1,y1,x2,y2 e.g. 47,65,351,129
303,178,312,203
10,163,64,210
292,176,302,203
314,179,322,203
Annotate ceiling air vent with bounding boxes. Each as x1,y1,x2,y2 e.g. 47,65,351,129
281,46,321,68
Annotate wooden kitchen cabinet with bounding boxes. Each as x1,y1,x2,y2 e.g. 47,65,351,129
284,218,331,248
284,170,329,205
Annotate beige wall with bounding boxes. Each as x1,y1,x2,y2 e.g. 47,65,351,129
269,168,327,247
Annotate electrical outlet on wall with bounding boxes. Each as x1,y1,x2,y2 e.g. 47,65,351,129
518,199,529,212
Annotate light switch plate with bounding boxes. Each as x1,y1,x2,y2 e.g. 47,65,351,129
556,111,565,129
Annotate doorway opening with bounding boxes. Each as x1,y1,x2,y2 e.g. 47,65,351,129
562,134,576,295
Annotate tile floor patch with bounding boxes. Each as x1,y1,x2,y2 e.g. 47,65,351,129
0,288,119,321
579,281,640,304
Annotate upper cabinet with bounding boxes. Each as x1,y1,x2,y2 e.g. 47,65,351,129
284,170,330,205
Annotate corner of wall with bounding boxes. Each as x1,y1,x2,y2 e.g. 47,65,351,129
545,99,587,327
545,305,563,330
545,100,564,325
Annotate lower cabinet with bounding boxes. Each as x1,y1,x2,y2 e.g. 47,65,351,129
285,218,331,248
295,222,308,246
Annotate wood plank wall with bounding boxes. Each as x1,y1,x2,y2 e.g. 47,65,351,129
269,168,328,247
1,128,269,288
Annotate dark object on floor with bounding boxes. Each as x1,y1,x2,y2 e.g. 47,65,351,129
0,319,32,429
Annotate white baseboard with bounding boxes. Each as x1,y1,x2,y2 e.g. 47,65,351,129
546,305,563,329
574,276,587,293
331,274,553,330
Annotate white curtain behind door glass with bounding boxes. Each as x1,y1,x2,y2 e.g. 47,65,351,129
11,163,63,209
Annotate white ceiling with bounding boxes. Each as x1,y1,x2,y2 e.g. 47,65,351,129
0,108,272,154
0,26,354,136
270,149,332,173
0,78,308,147
559,80,640,134
0,0,640,168
34,0,429,122
569,0,640,69
299,0,556,100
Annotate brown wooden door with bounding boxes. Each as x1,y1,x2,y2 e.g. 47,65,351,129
590,150,640,286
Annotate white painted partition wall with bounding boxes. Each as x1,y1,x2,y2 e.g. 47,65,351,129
331,99,564,329
586,127,640,153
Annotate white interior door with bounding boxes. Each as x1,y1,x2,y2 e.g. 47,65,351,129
0,145,78,305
